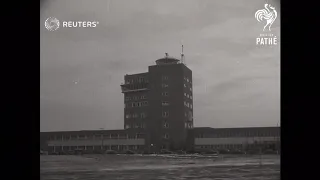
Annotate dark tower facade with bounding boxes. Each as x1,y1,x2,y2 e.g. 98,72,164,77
120,73,149,142
121,53,193,152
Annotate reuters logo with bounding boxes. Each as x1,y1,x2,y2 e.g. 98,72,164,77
45,17,60,31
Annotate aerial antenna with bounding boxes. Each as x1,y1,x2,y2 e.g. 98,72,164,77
180,40,185,65
181,44,185,65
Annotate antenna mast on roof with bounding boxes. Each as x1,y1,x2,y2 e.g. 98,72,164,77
181,44,186,65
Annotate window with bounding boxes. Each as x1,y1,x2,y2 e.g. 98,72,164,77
78,135,85,139
163,134,170,139
141,95,146,99
126,114,131,119
162,101,169,106
143,101,148,106
186,102,189,107
141,112,146,118
162,92,168,96
56,136,62,140
162,76,168,80
190,87,192,91
133,113,138,118
109,134,120,139
126,80,130,84
190,104,193,109
185,112,187,117
184,84,186,87
162,111,169,117
162,84,168,88
187,78,189,82
164,122,169,128
184,93,186,96
63,136,70,141
190,95,193,100
103,134,110,139
125,97,131,101
187,94,189,98
49,136,55,140
125,124,130,129
133,96,138,100
135,123,140,128
190,123,193,128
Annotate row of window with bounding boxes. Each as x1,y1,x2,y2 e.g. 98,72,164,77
126,122,169,129
196,143,277,150
163,122,169,128
185,122,193,129
184,93,193,99
184,77,192,84
125,95,147,101
125,112,147,119
162,92,169,96
162,111,169,117
125,77,148,84
127,110,190,119
126,101,170,108
125,101,148,108
184,101,193,109
197,132,280,138
125,123,146,129
162,101,169,106
162,76,169,80
184,111,193,118
125,100,190,108
184,84,192,91
163,134,170,139
196,144,243,149
127,101,191,107
48,134,145,141
162,84,169,88
50,145,144,151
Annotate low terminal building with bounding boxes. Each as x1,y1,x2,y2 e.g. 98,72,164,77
40,126,280,154
40,129,146,153
187,127,280,152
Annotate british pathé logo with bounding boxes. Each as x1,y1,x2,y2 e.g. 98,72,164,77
255,4,278,46
255,4,277,31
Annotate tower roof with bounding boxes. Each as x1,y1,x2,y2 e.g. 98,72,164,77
155,53,180,65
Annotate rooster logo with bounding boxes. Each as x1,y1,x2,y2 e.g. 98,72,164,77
255,4,277,31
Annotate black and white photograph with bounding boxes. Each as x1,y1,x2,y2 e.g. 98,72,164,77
40,0,280,179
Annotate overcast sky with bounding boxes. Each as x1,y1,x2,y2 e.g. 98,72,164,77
40,0,280,132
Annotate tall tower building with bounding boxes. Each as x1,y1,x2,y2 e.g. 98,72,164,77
121,53,193,152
